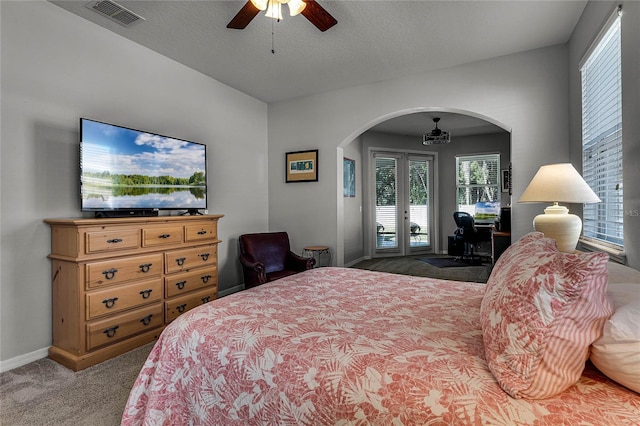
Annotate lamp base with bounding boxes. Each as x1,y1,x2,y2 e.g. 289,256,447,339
532,204,582,253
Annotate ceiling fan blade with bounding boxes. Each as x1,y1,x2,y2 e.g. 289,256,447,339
227,1,261,29
301,0,337,32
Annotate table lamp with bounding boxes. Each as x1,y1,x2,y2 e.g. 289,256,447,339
518,163,600,253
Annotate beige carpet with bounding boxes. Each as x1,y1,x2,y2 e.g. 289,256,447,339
0,256,490,425
0,343,154,426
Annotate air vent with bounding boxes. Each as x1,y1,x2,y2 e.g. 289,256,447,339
85,0,145,27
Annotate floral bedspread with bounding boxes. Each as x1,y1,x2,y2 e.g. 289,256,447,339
122,267,639,425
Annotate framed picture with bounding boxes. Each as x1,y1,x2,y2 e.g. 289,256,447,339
343,157,355,197
501,168,510,193
286,149,318,183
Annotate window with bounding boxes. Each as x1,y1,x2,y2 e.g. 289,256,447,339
580,11,623,250
456,153,500,214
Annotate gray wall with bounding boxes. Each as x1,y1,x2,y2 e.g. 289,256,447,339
342,137,364,265
568,0,640,269
268,46,571,267
1,1,269,367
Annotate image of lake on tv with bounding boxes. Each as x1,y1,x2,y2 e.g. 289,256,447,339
82,184,206,209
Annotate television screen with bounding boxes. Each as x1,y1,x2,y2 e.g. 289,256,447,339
80,118,207,214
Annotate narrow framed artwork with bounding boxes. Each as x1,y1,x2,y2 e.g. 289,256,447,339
285,149,318,183
501,168,510,193
343,157,355,197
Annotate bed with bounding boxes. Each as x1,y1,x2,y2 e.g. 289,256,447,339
122,233,639,425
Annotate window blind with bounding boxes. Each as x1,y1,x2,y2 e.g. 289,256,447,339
456,153,500,213
374,156,398,248
581,13,623,248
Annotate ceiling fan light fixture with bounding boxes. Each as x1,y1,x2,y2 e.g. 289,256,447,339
288,0,307,16
422,117,451,145
228,0,336,31
265,0,283,19
250,0,269,11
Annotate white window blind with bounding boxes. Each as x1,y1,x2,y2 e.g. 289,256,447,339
374,156,398,249
580,12,623,249
456,153,500,214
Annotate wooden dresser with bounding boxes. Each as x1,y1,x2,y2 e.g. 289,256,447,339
44,215,223,371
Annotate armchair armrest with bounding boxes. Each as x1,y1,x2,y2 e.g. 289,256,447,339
286,251,315,271
239,254,267,286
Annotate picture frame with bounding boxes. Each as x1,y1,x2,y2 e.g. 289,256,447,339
501,168,510,193
285,149,318,183
343,157,355,197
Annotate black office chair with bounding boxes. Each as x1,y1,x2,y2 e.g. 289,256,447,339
453,212,483,264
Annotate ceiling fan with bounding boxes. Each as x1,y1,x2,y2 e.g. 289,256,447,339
227,0,337,32
422,117,451,145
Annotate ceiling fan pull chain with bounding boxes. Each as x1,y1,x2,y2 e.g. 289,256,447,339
271,18,276,54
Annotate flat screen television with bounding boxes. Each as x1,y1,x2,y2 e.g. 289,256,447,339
80,118,207,216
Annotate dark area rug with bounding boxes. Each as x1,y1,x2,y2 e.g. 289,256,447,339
352,255,491,283
419,257,477,268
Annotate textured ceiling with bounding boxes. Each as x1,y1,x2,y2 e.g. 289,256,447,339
49,0,586,137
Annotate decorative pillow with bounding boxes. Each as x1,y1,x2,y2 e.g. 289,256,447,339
590,282,640,393
487,231,547,278
481,232,611,399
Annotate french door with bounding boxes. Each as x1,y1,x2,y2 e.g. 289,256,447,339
372,151,434,256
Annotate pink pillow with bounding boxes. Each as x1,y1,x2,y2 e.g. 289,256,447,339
481,233,611,399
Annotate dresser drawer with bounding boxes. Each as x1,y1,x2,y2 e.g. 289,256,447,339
86,303,163,351
86,254,163,289
165,268,217,298
86,279,162,320
165,245,217,273
142,226,184,247
165,287,216,323
185,223,217,243
86,229,140,254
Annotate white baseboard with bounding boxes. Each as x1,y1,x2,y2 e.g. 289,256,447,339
344,256,367,267
0,346,49,373
219,284,244,297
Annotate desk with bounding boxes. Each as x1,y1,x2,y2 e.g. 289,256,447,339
302,245,331,268
492,231,511,265
469,225,510,265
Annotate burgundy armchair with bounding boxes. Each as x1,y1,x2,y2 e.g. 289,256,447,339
239,232,315,289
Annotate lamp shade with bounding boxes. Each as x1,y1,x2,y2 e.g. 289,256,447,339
518,163,600,204
518,163,600,253
265,0,283,19
250,0,269,11
288,0,306,16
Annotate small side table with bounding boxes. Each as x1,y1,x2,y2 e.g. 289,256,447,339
302,245,331,268
492,231,511,265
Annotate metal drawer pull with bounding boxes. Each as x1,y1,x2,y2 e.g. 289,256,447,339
201,275,212,284
102,297,119,308
139,263,152,273
199,253,210,261
176,303,187,313
201,296,211,304
175,257,186,266
103,325,119,338
158,234,171,239
176,281,187,290
102,268,118,280
106,238,123,244
197,230,207,235
139,289,153,299
140,314,153,326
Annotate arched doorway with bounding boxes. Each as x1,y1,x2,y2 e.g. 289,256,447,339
338,108,511,265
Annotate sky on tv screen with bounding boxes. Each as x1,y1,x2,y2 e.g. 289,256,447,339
81,119,205,179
